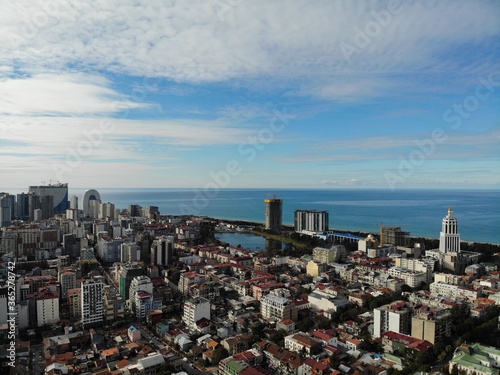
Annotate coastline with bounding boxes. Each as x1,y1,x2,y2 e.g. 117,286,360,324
211,217,500,246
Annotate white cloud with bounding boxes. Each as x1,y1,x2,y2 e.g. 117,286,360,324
0,0,497,100
0,73,148,115
270,129,500,163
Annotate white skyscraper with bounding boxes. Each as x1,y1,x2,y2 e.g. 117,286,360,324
82,189,101,218
295,209,329,233
81,279,104,329
439,208,460,254
70,195,78,209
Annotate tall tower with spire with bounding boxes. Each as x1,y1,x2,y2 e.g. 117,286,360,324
439,207,460,254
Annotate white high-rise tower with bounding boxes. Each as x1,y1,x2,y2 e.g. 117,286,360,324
439,207,460,254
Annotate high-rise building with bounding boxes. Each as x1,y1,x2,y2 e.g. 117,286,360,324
373,300,412,338
265,197,283,231
294,209,329,233
312,245,346,264
0,193,14,227
103,285,124,322
118,263,145,301
36,288,60,326
394,257,437,284
16,193,30,220
67,288,81,319
29,194,54,220
260,294,298,322
182,297,211,330
121,242,141,263
29,182,68,214
129,276,153,302
151,236,174,266
439,207,460,254
70,195,78,210
380,226,411,247
82,189,101,218
128,204,142,217
99,202,115,220
81,279,104,329
411,306,451,345
59,269,77,301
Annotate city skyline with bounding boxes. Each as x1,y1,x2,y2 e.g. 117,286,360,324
1,1,499,189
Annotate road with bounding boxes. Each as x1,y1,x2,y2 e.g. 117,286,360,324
138,325,165,349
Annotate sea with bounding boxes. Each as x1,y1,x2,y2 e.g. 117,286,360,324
5,188,500,244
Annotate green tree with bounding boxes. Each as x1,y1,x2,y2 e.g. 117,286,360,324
213,347,229,363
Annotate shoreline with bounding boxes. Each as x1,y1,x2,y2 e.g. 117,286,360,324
211,217,500,246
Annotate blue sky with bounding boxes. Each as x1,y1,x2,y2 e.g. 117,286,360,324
0,0,499,189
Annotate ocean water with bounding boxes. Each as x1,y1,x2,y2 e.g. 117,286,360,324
62,188,498,244
4,187,499,244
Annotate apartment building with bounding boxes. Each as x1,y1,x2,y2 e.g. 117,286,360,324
373,300,412,338
260,294,298,322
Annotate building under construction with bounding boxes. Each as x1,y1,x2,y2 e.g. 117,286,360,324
265,197,283,232
380,226,411,247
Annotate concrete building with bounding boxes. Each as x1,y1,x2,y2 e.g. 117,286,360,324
178,272,206,296
260,294,298,322
183,298,211,331
137,352,166,374
307,290,350,317
306,260,327,277
104,285,124,322
265,197,283,231
429,282,480,302
373,300,412,338
97,237,130,263
295,210,329,233
439,207,460,253
69,195,78,209
0,193,14,227
17,192,30,220
121,242,141,263
0,286,8,325
67,288,81,319
81,279,104,329
129,276,153,301
449,343,500,375
411,306,451,345
118,263,145,301
29,182,68,214
98,202,115,220
151,235,174,266
132,290,162,320
284,332,322,357
59,269,76,300
395,257,437,284
312,245,346,264
36,289,60,326
380,226,410,247
29,194,54,220
82,189,101,218
388,267,427,288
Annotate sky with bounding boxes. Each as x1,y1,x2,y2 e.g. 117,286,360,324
0,0,499,190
